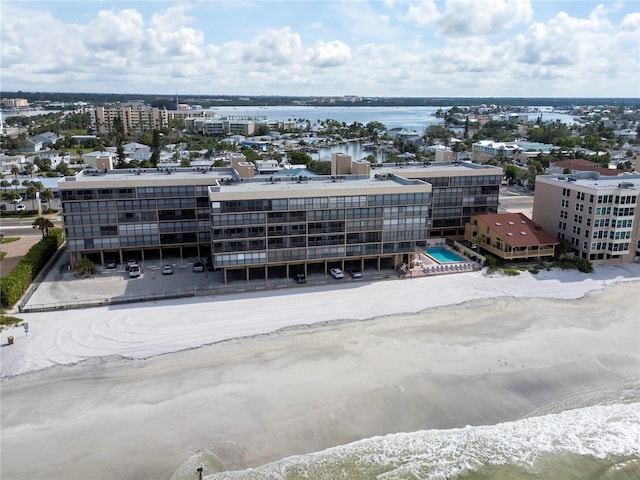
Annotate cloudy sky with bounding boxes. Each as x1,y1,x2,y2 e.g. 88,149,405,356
1,0,639,98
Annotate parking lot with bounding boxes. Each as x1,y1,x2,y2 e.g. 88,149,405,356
21,250,388,313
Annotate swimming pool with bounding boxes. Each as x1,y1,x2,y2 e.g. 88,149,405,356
426,247,466,263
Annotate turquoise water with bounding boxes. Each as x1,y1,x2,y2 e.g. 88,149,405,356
426,247,466,263
173,403,640,480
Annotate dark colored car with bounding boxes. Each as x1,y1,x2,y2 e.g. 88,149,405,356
347,268,363,279
193,260,205,272
293,272,306,284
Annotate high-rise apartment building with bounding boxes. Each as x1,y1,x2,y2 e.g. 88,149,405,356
533,173,640,264
91,105,169,135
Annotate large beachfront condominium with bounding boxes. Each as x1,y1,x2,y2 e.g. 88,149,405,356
58,155,502,278
209,170,431,283
378,162,503,238
58,167,233,266
533,173,640,264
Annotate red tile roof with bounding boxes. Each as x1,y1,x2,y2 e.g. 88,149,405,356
551,159,620,176
475,212,558,248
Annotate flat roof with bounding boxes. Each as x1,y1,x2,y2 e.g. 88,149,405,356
210,175,431,195
374,161,503,176
539,173,640,190
58,167,236,187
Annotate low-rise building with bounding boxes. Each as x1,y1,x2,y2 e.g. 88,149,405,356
464,212,558,262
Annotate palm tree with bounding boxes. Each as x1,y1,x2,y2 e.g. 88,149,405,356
26,185,37,211
1,179,9,198
40,188,54,206
32,216,54,237
24,163,35,177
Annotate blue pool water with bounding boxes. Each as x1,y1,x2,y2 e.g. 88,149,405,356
426,247,466,263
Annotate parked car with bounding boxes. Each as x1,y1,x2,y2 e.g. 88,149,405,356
128,263,141,278
126,258,137,271
329,268,344,279
192,260,204,272
293,272,306,284
347,268,363,279
11,197,23,204
0,204,6,210
162,264,174,275
16,204,26,211
105,258,117,269
40,197,49,203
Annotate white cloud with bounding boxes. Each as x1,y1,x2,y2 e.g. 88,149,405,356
85,9,145,52
0,1,637,97
620,11,640,31
307,40,351,67
242,27,303,65
405,0,533,37
404,0,440,26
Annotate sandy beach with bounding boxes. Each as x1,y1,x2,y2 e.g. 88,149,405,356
1,265,639,479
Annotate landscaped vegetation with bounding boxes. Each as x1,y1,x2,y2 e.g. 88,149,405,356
0,228,64,310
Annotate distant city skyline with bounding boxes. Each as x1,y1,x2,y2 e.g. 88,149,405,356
1,1,639,98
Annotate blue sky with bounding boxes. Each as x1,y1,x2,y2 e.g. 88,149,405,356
1,0,639,97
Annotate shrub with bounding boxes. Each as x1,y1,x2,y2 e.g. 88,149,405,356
74,258,97,276
0,229,63,310
502,267,521,276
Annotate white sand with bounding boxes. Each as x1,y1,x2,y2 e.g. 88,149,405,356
1,265,639,480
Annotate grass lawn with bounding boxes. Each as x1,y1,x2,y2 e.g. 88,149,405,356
0,237,20,244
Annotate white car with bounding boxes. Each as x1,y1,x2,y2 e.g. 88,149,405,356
330,268,344,279
128,263,141,278
162,264,174,275
11,197,23,204
16,204,26,211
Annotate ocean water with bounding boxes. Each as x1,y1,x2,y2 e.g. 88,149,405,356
173,402,640,480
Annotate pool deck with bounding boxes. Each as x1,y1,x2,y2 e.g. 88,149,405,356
411,249,481,277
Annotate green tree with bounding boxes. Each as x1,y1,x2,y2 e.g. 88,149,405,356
34,157,52,172
32,216,54,237
25,184,37,211
56,162,70,176
290,151,312,165
11,178,20,195
73,258,96,276
504,164,518,183
40,188,54,204
150,130,161,167
0,179,9,197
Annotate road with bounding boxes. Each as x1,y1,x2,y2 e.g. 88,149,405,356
499,191,535,217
